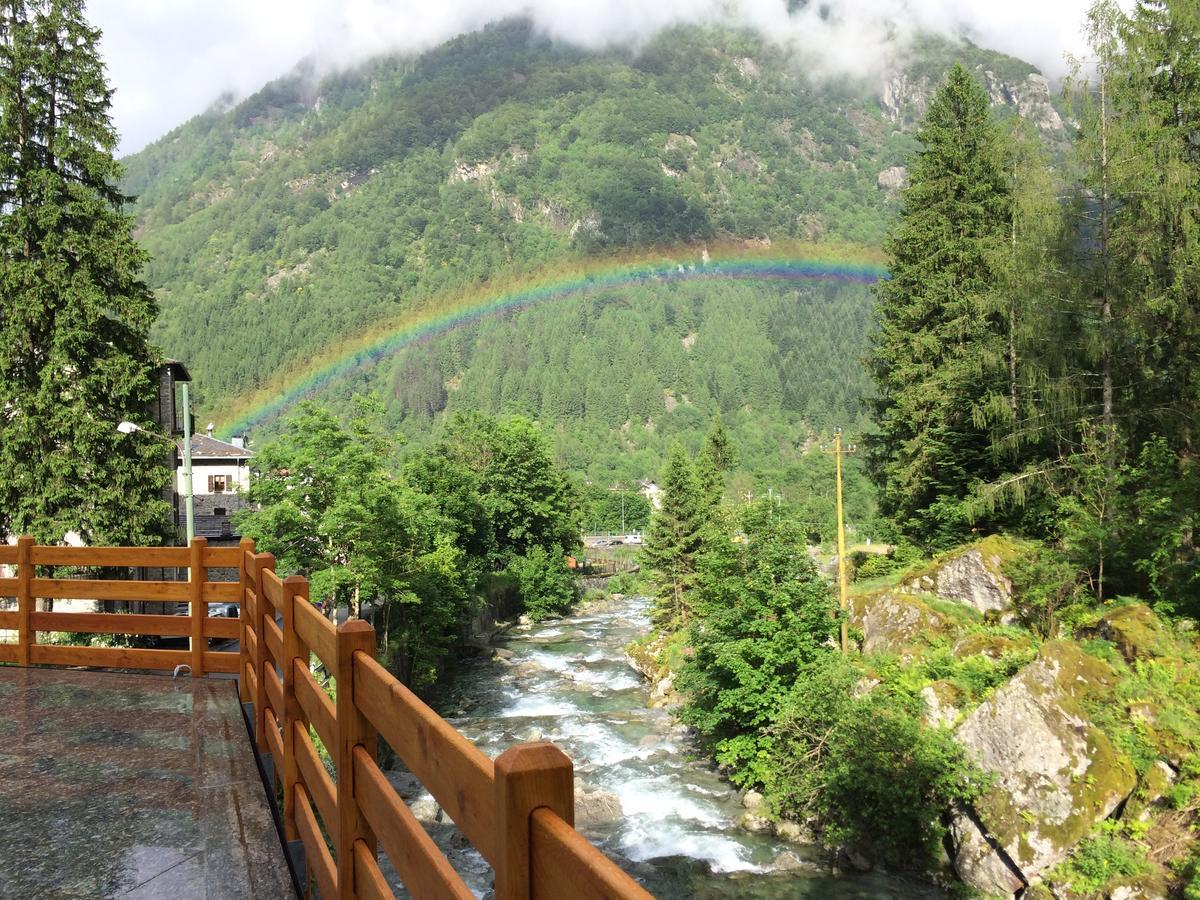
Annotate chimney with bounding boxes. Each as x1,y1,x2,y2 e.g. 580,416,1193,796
231,435,245,449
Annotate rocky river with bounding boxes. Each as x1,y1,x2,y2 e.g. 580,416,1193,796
386,594,944,898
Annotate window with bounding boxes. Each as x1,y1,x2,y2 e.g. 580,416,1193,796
213,507,227,517
208,474,228,493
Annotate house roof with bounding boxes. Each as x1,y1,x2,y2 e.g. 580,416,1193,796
178,433,254,460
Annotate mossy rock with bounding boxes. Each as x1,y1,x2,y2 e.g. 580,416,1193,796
1080,603,1179,663
953,631,1034,661
920,679,966,728
900,535,1029,616
951,641,1137,895
849,590,957,656
1121,760,1177,822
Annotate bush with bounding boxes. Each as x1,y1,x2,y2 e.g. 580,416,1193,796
767,655,989,869
1053,828,1150,896
508,545,578,622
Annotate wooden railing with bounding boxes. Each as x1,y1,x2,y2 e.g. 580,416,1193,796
0,535,241,674
242,544,654,900
0,537,653,900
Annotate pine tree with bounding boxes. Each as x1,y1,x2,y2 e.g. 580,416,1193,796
0,0,167,544
865,64,1014,548
696,413,734,506
641,443,705,625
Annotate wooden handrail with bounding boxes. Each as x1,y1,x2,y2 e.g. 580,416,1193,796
0,538,653,899
1,536,243,676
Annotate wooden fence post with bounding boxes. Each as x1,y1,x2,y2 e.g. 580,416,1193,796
281,574,307,844
335,619,377,900
253,552,275,755
16,536,33,667
188,537,207,677
493,742,575,900
237,537,255,703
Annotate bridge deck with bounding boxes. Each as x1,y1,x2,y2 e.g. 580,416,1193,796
0,666,294,899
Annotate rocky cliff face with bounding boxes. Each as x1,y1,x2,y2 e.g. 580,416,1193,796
881,67,1065,136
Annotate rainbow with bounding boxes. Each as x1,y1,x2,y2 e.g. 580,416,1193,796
220,241,887,436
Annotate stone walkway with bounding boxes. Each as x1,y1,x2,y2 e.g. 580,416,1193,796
0,666,295,898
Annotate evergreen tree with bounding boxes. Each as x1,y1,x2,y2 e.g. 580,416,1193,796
641,443,705,625
0,0,167,544
865,64,1014,548
696,413,734,506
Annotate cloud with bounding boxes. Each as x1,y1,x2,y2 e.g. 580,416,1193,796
89,0,1099,155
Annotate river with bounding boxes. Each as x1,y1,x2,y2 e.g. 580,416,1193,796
405,594,944,899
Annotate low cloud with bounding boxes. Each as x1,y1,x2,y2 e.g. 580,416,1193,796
90,0,1099,154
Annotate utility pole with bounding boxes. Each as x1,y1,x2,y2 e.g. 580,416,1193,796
181,382,195,544
823,430,855,653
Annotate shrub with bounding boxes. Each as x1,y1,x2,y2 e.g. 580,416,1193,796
508,545,578,622
767,655,989,869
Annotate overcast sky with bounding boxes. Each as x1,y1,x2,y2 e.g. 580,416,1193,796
89,0,1103,156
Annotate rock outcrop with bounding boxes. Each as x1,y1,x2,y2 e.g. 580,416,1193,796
876,165,907,194
901,536,1018,616
950,642,1137,895
1082,603,1179,662
849,590,954,655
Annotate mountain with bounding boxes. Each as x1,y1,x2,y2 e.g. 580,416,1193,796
122,19,1065,507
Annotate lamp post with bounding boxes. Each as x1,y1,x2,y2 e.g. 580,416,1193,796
118,408,194,544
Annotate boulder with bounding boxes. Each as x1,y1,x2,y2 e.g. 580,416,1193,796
741,789,765,811
951,642,1137,895
1122,760,1177,822
920,680,964,729
902,536,1021,615
849,591,953,655
1082,603,1177,662
574,784,623,827
648,673,678,708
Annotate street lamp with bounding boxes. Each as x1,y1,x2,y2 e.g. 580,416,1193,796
117,418,194,543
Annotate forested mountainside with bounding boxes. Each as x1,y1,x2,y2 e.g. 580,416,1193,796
123,18,1064,495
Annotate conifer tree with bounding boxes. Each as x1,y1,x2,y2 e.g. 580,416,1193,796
641,443,705,625
696,413,734,506
865,64,1013,547
0,0,167,543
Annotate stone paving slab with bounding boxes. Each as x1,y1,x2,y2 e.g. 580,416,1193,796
0,666,295,899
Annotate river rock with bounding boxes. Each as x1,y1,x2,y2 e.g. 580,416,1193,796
849,591,954,655
951,641,1136,895
648,673,678,708
741,789,765,811
770,850,818,873
902,536,1017,615
773,819,815,844
409,792,442,823
574,784,623,826
492,647,515,660
738,811,772,834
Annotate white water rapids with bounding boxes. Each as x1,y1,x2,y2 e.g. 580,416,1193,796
385,595,944,899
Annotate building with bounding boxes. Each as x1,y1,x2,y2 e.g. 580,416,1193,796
179,428,254,542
